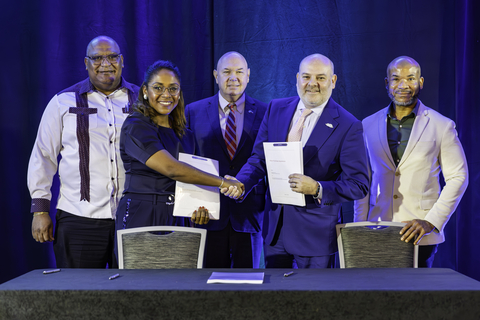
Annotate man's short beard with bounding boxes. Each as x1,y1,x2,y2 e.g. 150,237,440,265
389,92,419,106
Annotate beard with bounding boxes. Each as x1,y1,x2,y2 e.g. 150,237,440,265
389,91,420,106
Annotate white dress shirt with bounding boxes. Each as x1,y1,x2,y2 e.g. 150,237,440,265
288,99,329,201
28,78,137,219
288,99,327,147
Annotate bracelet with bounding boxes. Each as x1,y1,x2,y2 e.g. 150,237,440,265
33,212,49,217
218,177,225,189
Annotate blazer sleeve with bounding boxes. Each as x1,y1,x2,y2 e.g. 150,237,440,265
319,120,370,207
235,101,271,197
353,122,373,221
424,120,468,231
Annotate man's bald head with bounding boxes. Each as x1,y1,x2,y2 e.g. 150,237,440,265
86,36,121,56
299,53,335,76
386,56,421,78
216,51,248,70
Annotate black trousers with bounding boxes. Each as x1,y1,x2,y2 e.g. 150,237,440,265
204,221,262,268
53,209,117,268
418,244,438,268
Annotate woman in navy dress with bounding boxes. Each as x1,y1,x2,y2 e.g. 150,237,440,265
116,60,241,232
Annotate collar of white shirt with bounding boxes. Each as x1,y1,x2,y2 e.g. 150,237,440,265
291,98,329,146
219,93,245,115
295,99,328,116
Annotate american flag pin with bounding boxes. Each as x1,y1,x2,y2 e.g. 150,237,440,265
326,123,333,128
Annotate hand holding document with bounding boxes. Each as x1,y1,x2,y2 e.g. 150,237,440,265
264,141,305,206
173,153,220,220
190,206,210,225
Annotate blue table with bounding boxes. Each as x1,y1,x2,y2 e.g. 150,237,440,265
1,268,479,319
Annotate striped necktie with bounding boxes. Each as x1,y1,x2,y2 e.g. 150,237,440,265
225,103,237,159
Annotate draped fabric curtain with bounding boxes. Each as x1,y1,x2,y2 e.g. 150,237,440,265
1,0,478,284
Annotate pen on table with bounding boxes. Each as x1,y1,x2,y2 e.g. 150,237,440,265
109,273,120,280
43,269,61,274
284,271,294,277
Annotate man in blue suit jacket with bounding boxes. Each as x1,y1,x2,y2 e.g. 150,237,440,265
185,52,267,268
231,54,369,268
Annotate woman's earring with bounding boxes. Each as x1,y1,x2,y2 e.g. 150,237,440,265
143,94,147,100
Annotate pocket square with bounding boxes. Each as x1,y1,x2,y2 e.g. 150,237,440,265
325,123,333,128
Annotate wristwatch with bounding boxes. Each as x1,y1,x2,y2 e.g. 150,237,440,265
312,181,321,199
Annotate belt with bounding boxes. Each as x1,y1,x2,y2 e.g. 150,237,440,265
122,193,175,205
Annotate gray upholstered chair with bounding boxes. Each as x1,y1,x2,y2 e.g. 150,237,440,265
117,226,207,269
336,221,418,268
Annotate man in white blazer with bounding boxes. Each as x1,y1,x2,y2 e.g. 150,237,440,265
354,56,469,267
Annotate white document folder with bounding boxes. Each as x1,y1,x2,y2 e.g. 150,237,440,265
263,141,305,206
207,272,265,284
173,153,220,220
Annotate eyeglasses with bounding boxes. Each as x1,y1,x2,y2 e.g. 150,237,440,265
86,54,121,65
150,85,181,96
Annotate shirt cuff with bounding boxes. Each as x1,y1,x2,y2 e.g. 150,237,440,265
31,198,51,213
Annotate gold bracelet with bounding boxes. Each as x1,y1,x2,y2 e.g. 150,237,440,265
33,212,49,217
218,177,225,189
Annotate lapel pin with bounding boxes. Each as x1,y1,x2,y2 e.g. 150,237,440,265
248,110,253,114
325,123,333,128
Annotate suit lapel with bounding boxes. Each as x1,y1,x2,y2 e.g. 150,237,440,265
237,95,257,153
278,97,299,142
303,99,339,165
399,102,429,167
207,94,230,157
378,107,395,167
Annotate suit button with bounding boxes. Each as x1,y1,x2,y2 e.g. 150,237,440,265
395,172,400,176
230,165,235,169
393,195,399,199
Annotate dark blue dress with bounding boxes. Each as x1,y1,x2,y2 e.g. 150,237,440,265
116,111,195,230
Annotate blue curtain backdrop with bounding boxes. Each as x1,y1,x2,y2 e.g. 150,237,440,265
1,0,478,283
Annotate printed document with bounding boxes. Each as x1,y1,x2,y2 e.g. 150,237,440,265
263,141,305,206
173,153,220,220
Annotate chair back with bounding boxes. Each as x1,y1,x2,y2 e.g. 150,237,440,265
336,221,418,268
117,226,207,269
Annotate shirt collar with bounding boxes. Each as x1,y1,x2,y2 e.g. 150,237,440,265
219,93,245,114
388,100,419,119
78,77,135,95
296,98,328,115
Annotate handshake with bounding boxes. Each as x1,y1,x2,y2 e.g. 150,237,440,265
219,175,244,200
190,175,244,226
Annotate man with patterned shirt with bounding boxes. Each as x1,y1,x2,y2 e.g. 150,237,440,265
28,36,139,268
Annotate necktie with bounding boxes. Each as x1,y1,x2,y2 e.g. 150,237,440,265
225,103,237,159
287,108,313,142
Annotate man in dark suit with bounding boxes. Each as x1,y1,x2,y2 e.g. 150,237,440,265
185,52,267,268
230,53,369,268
